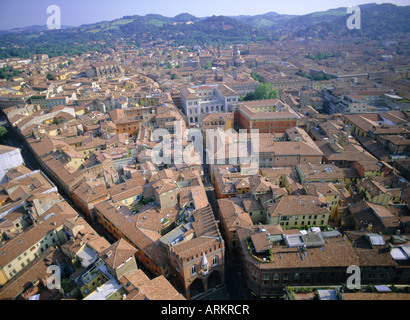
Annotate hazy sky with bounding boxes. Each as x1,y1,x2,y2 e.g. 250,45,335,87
0,0,409,30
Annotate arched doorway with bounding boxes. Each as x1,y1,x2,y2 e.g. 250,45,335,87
190,278,205,297
207,270,222,290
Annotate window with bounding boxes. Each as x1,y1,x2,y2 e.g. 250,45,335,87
262,273,270,285
212,256,218,267
305,273,311,284
191,265,197,276
273,273,279,284
294,273,300,284
251,269,259,281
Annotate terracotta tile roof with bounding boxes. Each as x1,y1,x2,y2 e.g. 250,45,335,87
94,201,167,266
345,231,397,267
250,232,271,253
152,179,178,195
120,269,185,300
0,201,78,266
267,195,330,217
218,198,253,230
98,238,137,270
237,226,359,270
0,248,66,300
316,141,377,162
71,180,110,204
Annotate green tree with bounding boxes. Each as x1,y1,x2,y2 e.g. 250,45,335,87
255,83,279,100
46,73,56,80
204,61,212,69
0,126,7,142
251,72,263,83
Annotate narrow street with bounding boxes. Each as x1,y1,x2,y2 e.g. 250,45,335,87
202,161,251,300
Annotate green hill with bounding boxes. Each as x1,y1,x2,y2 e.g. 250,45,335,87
0,3,408,59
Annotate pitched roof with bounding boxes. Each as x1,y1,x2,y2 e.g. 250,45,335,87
98,238,137,270
267,195,330,218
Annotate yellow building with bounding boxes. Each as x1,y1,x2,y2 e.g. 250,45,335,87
201,113,234,131
234,178,250,195
0,206,77,286
303,182,341,222
267,195,331,229
79,261,109,297
358,179,392,206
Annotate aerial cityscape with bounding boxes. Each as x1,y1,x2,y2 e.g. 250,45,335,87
0,0,409,307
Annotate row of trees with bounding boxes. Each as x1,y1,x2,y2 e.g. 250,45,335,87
305,52,336,60
296,70,333,81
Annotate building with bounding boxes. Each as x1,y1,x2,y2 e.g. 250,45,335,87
236,99,301,133
120,269,186,300
71,179,111,222
0,201,78,285
266,195,331,228
236,226,359,298
180,84,239,127
0,146,24,184
296,163,360,188
86,62,123,79
201,113,234,132
358,179,392,206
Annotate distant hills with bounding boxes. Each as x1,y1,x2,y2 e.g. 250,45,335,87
0,25,73,34
0,3,408,59
230,12,297,28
